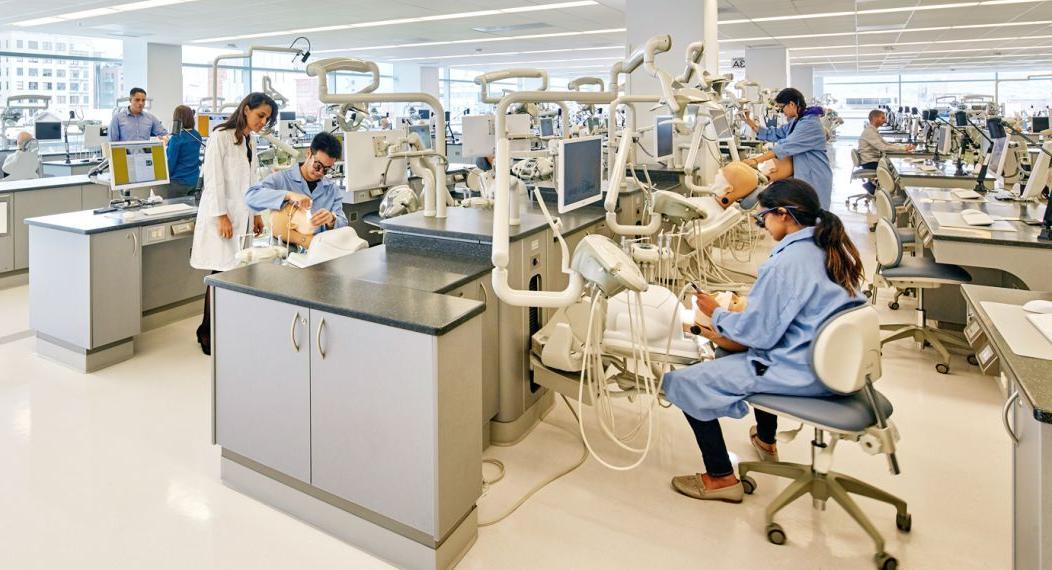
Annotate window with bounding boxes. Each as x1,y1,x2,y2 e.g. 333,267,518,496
28,68,37,77
15,81,22,89
57,82,65,90
42,69,52,77
57,69,65,78
28,82,37,90
70,95,78,104
42,42,51,50
70,83,79,92
57,95,66,104
16,40,23,49
56,43,66,52
27,41,38,50
16,68,22,76
43,82,51,90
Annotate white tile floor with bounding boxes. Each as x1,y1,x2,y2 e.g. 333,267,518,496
0,143,1010,569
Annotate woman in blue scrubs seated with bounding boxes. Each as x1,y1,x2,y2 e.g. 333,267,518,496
163,105,203,199
665,178,866,503
742,88,834,209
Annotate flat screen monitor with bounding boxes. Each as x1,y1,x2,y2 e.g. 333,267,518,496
936,125,953,155
418,109,431,120
1033,116,1050,133
987,118,1006,140
1022,142,1052,200
108,140,169,193
557,135,603,213
445,111,451,121
197,113,229,138
710,108,731,138
83,124,107,149
279,111,296,121
35,121,61,141
655,115,674,160
988,137,1008,178
954,111,968,127
540,117,554,137
408,124,431,149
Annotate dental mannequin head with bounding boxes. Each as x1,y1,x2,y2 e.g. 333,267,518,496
713,161,761,208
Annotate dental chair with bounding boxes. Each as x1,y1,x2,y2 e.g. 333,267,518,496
846,148,877,210
737,304,910,570
873,218,973,374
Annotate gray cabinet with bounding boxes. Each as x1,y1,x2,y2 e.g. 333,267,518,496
1010,381,1052,569
13,185,80,269
448,278,500,423
89,229,142,347
0,193,12,272
214,288,311,483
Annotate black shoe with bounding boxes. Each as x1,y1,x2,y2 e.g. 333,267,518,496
199,337,211,356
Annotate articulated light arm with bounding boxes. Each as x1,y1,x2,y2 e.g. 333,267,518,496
475,69,549,104
261,76,289,108
675,41,705,86
211,46,306,111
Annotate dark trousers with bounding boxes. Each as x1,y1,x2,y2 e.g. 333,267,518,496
196,271,219,343
683,409,778,478
861,161,880,194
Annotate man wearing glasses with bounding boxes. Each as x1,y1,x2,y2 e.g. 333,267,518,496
246,131,347,233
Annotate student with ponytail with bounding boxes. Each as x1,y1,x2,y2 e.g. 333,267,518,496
665,178,866,503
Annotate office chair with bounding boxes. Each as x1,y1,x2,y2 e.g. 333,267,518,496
846,148,878,210
870,188,917,310
738,304,909,570
873,218,973,374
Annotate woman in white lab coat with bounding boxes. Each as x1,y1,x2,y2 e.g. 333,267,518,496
191,92,278,354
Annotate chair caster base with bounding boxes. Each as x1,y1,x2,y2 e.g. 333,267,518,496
896,512,912,533
936,363,950,374
766,522,786,545
741,475,757,495
967,354,979,366
875,552,899,570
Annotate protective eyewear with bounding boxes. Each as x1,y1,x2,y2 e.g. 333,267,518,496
753,206,798,228
309,155,335,174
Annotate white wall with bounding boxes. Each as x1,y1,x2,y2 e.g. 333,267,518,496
790,65,815,101
121,39,182,126
745,46,789,91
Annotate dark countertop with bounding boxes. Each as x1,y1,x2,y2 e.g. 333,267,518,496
24,197,198,235
905,188,1051,249
962,285,1052,423
890,157,978,180
310,244,491,294
379,199,605,244
41,158,103,166
206,257,485,336
0,174,96,193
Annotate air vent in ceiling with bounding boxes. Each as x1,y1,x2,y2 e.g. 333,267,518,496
89,24,150,38
472,22,552,34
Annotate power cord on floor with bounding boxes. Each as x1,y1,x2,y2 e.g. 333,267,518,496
477,395,589,527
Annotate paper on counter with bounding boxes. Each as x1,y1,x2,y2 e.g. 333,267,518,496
981,302,1052,360
931,211,1018,232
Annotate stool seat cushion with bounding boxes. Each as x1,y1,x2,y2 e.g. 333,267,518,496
747,389,894,433
881,256,971,283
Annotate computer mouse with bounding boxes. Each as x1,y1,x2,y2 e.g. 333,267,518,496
1023,300,1052,314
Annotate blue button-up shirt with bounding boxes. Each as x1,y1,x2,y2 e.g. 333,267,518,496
165,130,202,186
108,108,168,142
663,227,865,421
245,165,348,230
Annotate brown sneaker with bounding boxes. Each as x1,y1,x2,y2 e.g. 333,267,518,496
671,474,744,503
750,426,779,462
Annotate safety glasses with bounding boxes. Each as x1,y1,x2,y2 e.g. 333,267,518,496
309,155,335,174
753,206,798,228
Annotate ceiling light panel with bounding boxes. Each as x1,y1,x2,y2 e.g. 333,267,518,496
13,0,200,26
313,28,626,54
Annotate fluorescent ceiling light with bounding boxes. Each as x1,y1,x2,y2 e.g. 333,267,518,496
450,56,621,67
13,0,199,26
313,28,626,54
791,46,1052,59
191,0,599,43
390,45,623,62
720,0,1040,25
727,19,1052,44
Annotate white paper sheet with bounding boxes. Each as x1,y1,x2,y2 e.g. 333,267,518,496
981,302,1052,360
932,211,1018,232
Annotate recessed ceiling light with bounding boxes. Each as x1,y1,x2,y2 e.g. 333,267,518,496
13,0,200,26
389,45,623,62
720,1,1040,25
191,1,599,44
313,28,626,54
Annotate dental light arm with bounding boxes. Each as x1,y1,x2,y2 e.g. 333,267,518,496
675,41,705,86
261,76,289,108
211,46,308,111
568,77,605,92
492,89,614,308
475,69,549,104
308,57,451,217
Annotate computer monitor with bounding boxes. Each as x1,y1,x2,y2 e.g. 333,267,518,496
445,111,451,122
108,140,169,193
1033,116,1050,133
279,111,296,121
954,111,969,127
83,124,107,149
557,135,603,213
710,108,732,139
343,130,408,192
655,115,674,161
936,125,953,156
197,112,229,138
540,117,554,137
989,137,1010,179
408,124,431,150
987,117,1006,140
1022,142,1052,200
35,121,61,141
418,109,431,120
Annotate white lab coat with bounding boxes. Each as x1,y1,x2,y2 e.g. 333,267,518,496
2,149,40,181
190,128,260,272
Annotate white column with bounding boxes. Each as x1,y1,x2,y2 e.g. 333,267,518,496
702,0,718,76
121,40,182,126
122,39,148,93
744,46,789,91
790,64,815,101
420,66,440,99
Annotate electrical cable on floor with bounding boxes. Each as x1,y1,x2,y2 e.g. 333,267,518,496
477,395,589,527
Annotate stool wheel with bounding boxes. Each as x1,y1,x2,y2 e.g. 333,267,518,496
766,522,786,545
741,476,756,495
896,512,912,532
967,354,979,366
875,552,898,570
936,363,950,375
888,301,900,310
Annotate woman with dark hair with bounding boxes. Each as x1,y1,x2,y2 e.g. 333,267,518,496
189,92,278,354
162,105,203,198
741,87,834,208
664,178,866,503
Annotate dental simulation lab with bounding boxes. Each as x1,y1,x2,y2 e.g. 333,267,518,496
3,1,1052,568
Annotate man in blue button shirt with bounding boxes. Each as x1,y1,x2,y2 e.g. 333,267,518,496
109,87,168,142
246,132,348,243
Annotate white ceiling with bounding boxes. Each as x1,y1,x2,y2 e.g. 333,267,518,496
2,0,1052,76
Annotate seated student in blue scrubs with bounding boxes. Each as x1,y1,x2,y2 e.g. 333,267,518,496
245,132,348,246
163,105,203,198
664,178,867,503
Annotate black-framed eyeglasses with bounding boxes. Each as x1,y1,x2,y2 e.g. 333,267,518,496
753,206,798,228
309,155,334,174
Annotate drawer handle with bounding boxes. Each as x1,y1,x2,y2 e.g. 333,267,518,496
316,318,327,359
1003,390,1020,445
478,282,488,305
290,312,302,352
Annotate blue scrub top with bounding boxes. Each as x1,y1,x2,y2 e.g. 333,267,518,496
757,113,834,209
245,165,349,230
165,130,202,186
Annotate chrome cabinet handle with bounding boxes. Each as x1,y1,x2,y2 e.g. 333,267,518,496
290,312,302,352
478,282,488,306
316,318,327,359
1003,390,1020,446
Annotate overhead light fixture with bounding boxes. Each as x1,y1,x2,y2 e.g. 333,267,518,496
720,0,1041,25
449,56,621,67
726,19,1052,44
791,46,1051,59
191,0,599,44
787,33,1052,52
13,0,200,26
313,27,626,54
389,45,623,62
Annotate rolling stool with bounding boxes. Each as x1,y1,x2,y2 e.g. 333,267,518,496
846,148,878,210
873,218,974,374
738,305,910,570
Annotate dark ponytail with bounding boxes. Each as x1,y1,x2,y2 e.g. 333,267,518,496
758,179,865,294
774,87,808,115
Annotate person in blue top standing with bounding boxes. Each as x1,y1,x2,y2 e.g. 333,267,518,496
742,88,834,209
109,87,168,142
245,131,348,241
161,105,203,199
664,178,866,503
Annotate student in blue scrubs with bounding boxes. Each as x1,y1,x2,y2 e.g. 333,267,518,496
742,88,834,209
665,178,866,503
163,105,203,198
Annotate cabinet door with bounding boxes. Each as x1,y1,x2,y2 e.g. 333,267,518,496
0,194,13,273
89,228,141,347
215,289,311,482
448,279,499,422
1013,386,1040,570
13,186,81,269
309,309,438,533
